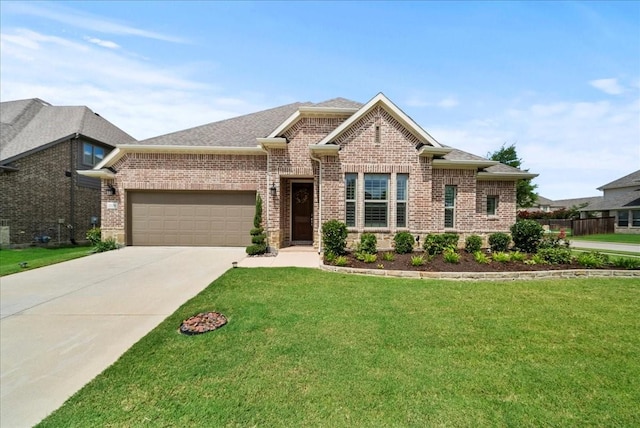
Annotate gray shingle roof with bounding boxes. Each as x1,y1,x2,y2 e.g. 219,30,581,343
135,102,311,147
312,98,364,109
598,169,640,190
135,97,364,147
579,193,639,211
1,98,135,163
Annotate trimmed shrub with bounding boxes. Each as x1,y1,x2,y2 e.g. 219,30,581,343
358,233,377,255
488,232,510,252
423,233,459,255
465,235,483,253
246,194,267,255
511,220,544,253
393,232,415,254
322,220,348,257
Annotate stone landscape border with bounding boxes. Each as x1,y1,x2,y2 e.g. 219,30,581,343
321,264,640,281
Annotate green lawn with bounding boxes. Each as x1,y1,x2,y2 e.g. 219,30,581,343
572,233,640,244
38,268,639,427
0,246,92,276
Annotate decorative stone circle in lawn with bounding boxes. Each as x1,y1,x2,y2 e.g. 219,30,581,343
179,312,227,335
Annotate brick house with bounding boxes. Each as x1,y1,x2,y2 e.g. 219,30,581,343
0,98,135,246
81,93,536,250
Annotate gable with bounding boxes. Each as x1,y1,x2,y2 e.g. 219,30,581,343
317,93,442,149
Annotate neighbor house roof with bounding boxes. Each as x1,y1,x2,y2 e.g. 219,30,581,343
598,169,640,191
1,98,135,163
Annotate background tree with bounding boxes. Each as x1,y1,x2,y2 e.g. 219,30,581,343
488,143,537,208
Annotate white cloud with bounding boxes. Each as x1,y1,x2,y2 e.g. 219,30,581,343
3,2,186,43
589,78,624,95
85,37,120,49
428,97,640,200
0,28,266,139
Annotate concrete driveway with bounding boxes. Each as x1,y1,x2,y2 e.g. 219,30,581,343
1,246,246,428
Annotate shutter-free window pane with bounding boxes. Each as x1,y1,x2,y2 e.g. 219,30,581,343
365,202,387,227
365,174,388,227
83,143,93,165
444,185,456,228
618,211,629,227
94,146,105,164
487,196,497,216
632,210,640,227
396,174,408,228
345,174,357,227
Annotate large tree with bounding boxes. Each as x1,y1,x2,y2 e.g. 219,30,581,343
488,143,537,208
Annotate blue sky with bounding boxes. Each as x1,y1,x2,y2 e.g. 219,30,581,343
1,1,638,200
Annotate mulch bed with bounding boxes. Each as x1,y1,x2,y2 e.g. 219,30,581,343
331,251,591,272
179,312,227,335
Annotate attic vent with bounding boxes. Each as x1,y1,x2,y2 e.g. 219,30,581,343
375,125,381,145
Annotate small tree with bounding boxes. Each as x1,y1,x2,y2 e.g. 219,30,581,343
246,194,267,255
488,143,537,208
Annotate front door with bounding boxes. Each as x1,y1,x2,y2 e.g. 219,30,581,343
291,182,313,242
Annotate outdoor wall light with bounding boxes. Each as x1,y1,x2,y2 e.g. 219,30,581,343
106,184,117,196
270,183,277,197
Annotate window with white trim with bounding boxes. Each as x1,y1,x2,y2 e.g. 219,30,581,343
486,195,497,216
364,174,388,227
345,174,357,227
83,143,105,166
444,185,456,228
396,174,408,228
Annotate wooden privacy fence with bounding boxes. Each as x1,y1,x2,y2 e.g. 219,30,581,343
571,217,615,236
532,217,615,236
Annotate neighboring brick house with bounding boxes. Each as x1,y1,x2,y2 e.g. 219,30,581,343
82,93,535,250
578,170,640,234
0,98,135,246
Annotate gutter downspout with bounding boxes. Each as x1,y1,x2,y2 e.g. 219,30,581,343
69,133,79,244
309,151,322,254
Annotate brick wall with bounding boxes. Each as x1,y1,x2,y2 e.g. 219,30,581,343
0,139,102,246
103,152,267,244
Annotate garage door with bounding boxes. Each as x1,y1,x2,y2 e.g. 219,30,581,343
129,191,256,246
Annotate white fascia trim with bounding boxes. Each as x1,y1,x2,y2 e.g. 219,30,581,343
433,159,499,169
268,111,301,138
77,169,116,179
309,144,339,155
97,145,265,167
418,146,453,157
477,171,539,180
317,93,442,147
257,137,287,149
